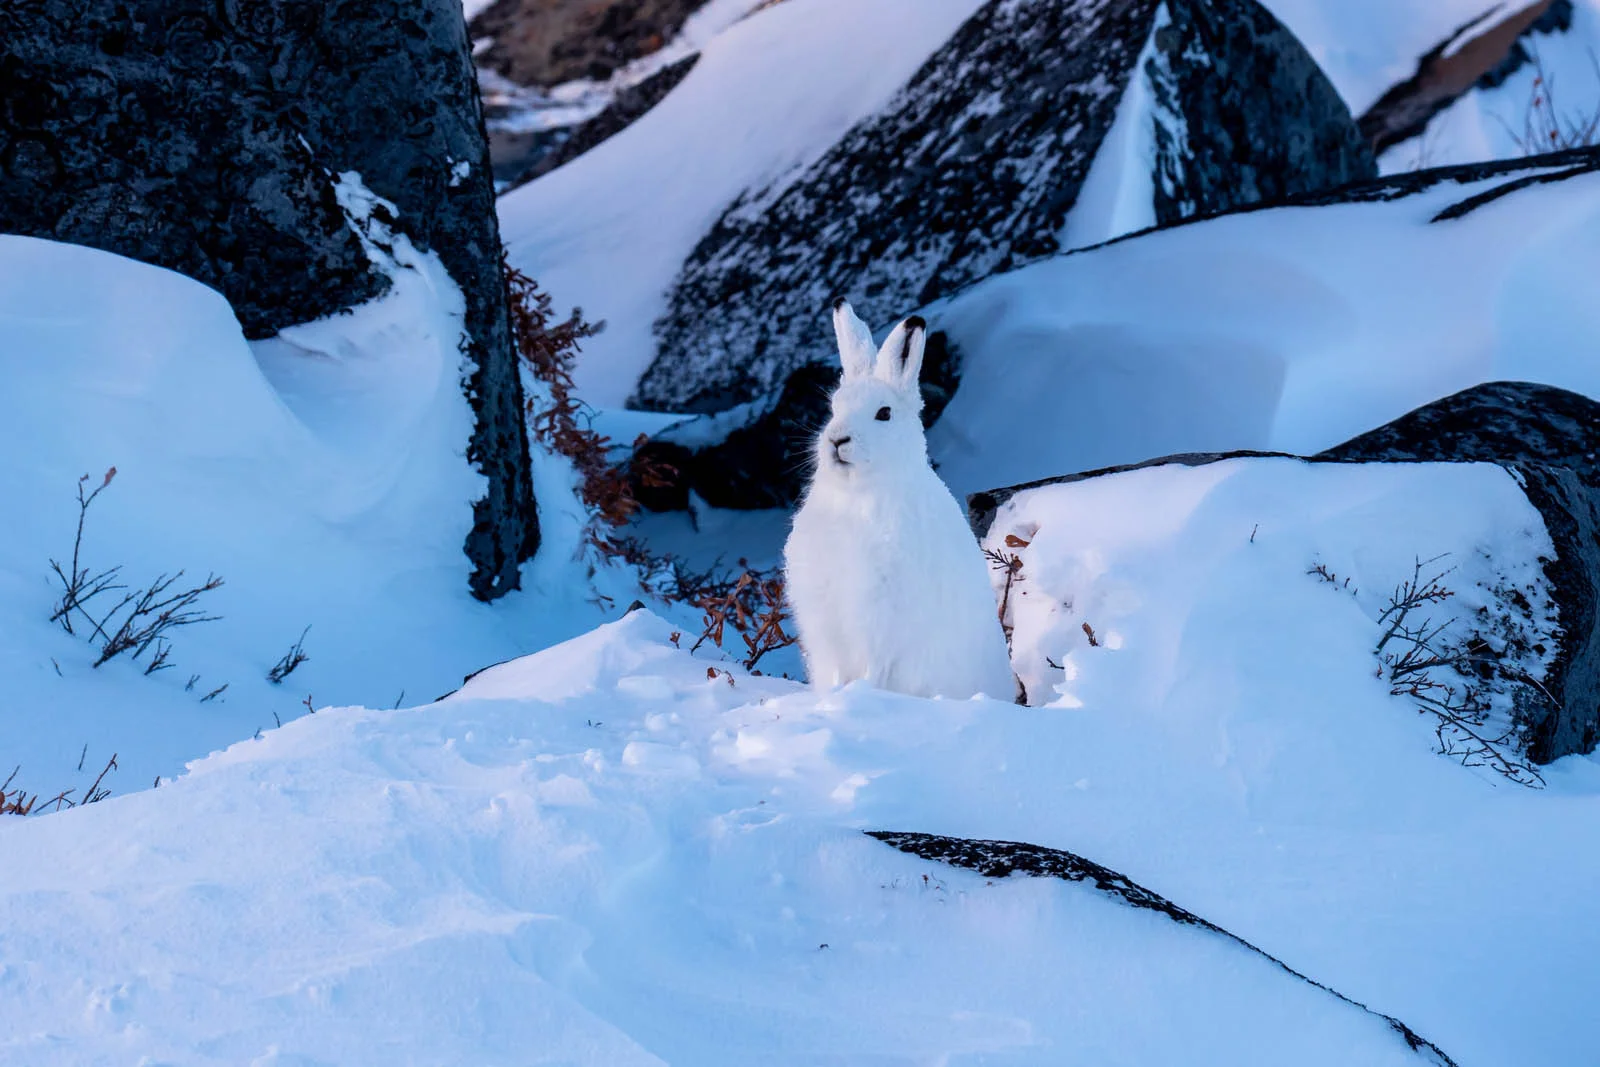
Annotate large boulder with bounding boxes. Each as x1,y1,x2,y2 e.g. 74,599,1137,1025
0,0,536,600
637,0,1374,415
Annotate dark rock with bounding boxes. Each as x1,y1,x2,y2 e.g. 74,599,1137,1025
639,0,1372,415
1322,381,1600,763
635,330,962,510
499,54,698,191
1147,0,1379,222
470,0,704,87
0,0,538,600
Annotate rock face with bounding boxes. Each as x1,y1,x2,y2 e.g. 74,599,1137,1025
0,0,537,601
1322,382,1600,764
470,0,705,86
639,0,1373,415
966,382,1600,766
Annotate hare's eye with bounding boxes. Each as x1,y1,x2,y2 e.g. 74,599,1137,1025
875,406,892,422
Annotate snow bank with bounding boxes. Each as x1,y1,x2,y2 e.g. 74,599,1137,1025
4,517,1598,1063
0,235,630,792
497,0,985,405
927,166,1600,498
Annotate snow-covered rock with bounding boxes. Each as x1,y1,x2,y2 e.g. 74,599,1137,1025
0,0,536,597
499,0,988,406
926,152,1600,500
1324,381,1600,763
638,0,1373,415
637,146,1600,511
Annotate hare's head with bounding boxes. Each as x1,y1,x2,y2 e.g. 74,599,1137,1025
813,299,929,482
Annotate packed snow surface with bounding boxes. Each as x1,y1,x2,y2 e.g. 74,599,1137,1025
5,449,1600,1062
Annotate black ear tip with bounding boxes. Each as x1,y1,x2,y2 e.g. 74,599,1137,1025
831,295,849,312
904,315,926,332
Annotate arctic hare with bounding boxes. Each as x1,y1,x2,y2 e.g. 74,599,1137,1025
783,300,1015,700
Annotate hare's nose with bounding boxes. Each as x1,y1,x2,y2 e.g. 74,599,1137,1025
830,435,852,448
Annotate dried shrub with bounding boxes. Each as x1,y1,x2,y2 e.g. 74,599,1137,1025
688,565,798,672
267,626,311,684
985,535,1028,650
48,469,224,675
1,755,118,817
504,255,676,547
1501,47,1600,154
1315,554,1546,786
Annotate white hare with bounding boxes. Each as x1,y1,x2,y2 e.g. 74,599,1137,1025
783,299,1015,700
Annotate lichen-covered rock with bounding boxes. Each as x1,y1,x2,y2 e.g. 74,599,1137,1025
1322,381,1600,763
639,0,1373,415
0,0,537,601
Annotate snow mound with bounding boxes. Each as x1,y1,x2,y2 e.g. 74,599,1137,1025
0,236,626,791
6,491,1600,1062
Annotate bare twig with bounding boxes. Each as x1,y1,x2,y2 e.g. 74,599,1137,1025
48,468,122,635
267,625,311,684
92,571,224,667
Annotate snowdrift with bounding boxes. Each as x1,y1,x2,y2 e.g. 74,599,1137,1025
927,163,1600,498
5,455,1599,1062
0,235,622,791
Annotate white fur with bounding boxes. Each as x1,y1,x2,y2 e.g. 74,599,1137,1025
782,301,1015,700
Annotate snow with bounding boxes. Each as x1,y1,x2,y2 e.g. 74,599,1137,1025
4,470,1598,1061
0,228,635,795
1260,0,1600,171
497,0,986,405
8,2,1600,1061
927,165,1600,497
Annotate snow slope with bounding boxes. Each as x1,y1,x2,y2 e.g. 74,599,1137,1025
0,232,637,795
497,0,985,405
926,165,1600,497
4,453,1598,1062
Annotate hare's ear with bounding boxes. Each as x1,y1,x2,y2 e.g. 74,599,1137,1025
831,298,876,380
874,315,926,391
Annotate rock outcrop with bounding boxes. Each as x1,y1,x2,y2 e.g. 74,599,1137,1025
639,0,1374,415
470,0,705,86
0,0,537,600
